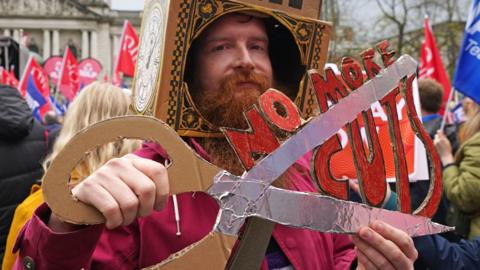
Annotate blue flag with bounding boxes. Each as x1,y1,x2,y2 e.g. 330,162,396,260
25,74,48,121
453,0,480,104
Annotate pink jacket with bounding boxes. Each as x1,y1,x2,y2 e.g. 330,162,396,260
13,142,355,269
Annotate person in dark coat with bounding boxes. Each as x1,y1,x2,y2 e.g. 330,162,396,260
414,235,480,270
418,78,459,152
41,110,61,153
0,84,47,261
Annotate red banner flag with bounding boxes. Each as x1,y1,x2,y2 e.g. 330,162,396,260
1,67,19,89
419,16,451,115
18,56,51,120
57,47,80,101
115,20,139,77
9,69,19,88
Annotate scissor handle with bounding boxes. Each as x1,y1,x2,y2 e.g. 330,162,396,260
42,115,221,225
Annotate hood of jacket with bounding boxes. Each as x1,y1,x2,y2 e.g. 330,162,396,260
0,84,35,141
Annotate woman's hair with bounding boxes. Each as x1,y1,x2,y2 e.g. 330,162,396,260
43,82,141,180
459,100,480,143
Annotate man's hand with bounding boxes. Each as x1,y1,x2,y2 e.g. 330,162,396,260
434,130,455,165
49,154,170,231
352,221,418,270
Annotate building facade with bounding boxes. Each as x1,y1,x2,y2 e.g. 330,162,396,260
0,0,141,77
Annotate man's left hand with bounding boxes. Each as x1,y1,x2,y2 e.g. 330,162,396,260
352,221,418,270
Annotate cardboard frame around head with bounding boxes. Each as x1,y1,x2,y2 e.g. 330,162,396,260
132,0,330,137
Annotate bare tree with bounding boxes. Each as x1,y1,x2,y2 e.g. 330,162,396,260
321,0,341,59
373,0,431,54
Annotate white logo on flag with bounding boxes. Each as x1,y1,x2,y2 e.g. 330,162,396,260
466,1,480,35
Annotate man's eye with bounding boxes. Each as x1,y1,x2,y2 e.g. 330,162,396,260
251,44,266,51
212,44,228,52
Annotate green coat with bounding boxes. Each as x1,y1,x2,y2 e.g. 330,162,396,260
443,132,480,239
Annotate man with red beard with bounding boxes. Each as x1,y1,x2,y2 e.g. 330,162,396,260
13,13,418,270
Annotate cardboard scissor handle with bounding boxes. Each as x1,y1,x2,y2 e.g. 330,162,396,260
42,115,221,225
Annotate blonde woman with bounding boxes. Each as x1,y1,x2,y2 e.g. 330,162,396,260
2,82,141,270
434,97,480,239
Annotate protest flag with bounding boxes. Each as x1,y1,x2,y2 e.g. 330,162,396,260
18,56,51,120
114,20,139,78
8,69,19,88
57,47,80,102
1,67,19,89
452,0,480,105
419,16,451,115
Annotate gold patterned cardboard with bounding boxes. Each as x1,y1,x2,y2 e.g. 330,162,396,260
132,0,330,137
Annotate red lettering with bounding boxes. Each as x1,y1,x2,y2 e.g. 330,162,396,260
341,57,364,90
347,110,387,207
258,89,301,132
402,75,442,218
309,69,349,113
376,40,396,67
361,48,382,80
222,107,280,170
380,88,411,213
311,135,348,200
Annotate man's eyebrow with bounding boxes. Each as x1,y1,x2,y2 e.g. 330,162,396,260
204,35,269,44
203,37,231,44
250,36,269,43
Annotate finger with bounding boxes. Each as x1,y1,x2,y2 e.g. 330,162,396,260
72,180,122,229
353,229,396,270
115,158,156,218
95,171,140,226
355,247,378,270
371,221,418,261
124,154,170,210
101,156,156,219
356,262,367,270
359,225,412,270
349,180,360,194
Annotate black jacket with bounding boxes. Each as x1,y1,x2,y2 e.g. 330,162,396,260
0,85,47,260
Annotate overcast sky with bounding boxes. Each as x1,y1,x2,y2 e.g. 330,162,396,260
111,0,144,11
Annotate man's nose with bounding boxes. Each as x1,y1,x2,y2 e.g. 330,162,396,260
234,46,255,71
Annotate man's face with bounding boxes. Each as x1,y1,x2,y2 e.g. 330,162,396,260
192,14,274,118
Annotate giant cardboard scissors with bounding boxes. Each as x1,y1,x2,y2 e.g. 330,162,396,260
42,55,451,269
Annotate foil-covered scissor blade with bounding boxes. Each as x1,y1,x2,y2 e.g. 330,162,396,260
260,186,453,237
209,180,453,237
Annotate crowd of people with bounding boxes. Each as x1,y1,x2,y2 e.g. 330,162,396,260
0,10,479,270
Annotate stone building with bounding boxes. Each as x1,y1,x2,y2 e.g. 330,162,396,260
0,0,141,77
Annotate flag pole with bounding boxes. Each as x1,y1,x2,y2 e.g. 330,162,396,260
439,87,455,131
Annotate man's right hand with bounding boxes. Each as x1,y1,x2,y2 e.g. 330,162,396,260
48,154,170,231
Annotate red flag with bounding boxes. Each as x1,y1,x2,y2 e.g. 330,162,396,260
114,20,139,77
57,47,80,101
0,67,8,85
1,67,19,89
8,69,19,89
18,56,51,119
419,16,451,115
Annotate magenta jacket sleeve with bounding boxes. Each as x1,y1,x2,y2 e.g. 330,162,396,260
333,234,356,270
12,203,104,270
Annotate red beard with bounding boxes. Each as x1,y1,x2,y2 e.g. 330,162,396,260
194,71,270,175
196,71,270,130
194,71,293,188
